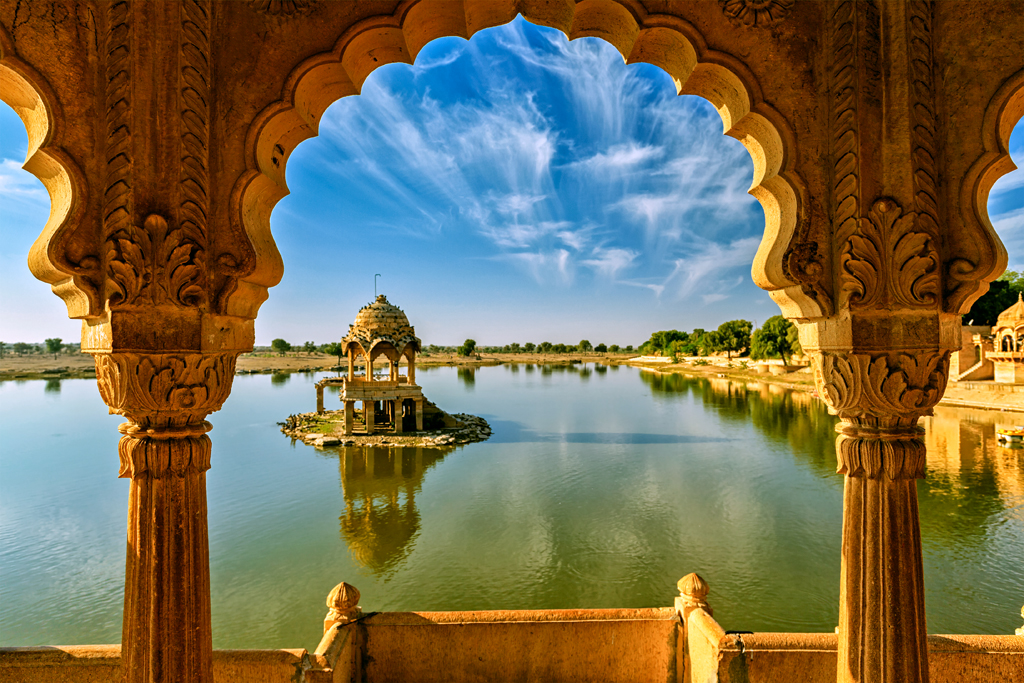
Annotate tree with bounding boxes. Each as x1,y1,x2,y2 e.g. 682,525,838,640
595,343,607,353
539,341,552,353
625,345,633,353
303,341,316,355
523,342,535,353
716,320,753,360
750,315,799,365
323,342,344,366
45,338,63,360
608,344,620,353
963,271,1023,326
509,342,521,354
13,342,31,355
578,339,593,353
458,339,477,356
271,338,292,355
0,341,5,358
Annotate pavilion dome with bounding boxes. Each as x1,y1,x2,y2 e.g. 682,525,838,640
996,292,1024,327
342,295,421,356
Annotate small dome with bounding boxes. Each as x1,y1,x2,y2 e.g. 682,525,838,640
342,295,421,356
996,292,1024,326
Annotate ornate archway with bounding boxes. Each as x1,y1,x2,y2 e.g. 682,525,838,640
2,2,1022,682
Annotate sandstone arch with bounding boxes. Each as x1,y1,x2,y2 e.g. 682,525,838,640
234,0,823,324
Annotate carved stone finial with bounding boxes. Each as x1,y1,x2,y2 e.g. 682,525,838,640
324,582,361,633
676,572,712,618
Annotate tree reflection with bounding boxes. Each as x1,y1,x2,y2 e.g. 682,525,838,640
638,370,838,475
638,370,1024,545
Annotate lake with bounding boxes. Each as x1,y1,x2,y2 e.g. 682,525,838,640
1,364,1022,652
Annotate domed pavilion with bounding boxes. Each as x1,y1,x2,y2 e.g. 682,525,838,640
990,292,1024,383
317,295,426,434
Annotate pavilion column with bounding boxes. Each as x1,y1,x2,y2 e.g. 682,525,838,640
409,355,416,384
92,349,243,683
364,400,375,435
348,350,355,380
415,398,424,431
813,350,948,683
344,401,354,435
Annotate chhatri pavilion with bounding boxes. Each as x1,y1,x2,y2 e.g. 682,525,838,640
990,293,1024,383
317,295,426,434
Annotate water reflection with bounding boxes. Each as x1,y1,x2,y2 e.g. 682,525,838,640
639,369,1024,587
44,379,61,394
332,445,452,575
270,372,290,386
639,371,839,476
457,367,475,387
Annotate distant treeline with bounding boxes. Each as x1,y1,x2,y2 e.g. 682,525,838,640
254,339,636,359
0,340,79,358
639,316,803,364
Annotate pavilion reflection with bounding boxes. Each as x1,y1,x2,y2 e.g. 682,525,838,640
331,445,453,575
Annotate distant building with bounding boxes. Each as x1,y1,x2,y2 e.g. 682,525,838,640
951,293,1024,384
990,293,1024,384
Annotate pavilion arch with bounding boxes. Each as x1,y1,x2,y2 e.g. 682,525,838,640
231,0,823,325
0,26,96,320
951,67,1024,314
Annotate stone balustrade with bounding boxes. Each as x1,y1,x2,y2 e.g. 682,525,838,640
3,580,1021,683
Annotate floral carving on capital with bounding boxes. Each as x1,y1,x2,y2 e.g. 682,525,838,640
813,350,949,421
94,351,237,428
840,199,940,311
719,0,794,27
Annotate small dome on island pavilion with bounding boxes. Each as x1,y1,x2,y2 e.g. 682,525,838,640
341,295,421,357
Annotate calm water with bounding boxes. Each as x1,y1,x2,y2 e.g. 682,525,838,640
1,365,1022,652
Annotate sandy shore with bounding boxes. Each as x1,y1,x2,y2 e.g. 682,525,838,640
2,350,1021,415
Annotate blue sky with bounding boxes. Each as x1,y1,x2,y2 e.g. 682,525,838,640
1,17,1022,346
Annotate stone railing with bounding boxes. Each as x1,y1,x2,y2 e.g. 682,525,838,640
2,578,1021,682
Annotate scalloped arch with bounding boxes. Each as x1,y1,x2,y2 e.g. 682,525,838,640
231,0,819,321
949,67,1024,314
0,26,97,319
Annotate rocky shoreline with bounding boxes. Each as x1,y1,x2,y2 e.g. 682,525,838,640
280,410,492,449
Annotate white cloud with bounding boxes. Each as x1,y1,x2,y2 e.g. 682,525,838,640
581,247,638,278
0,158,47,201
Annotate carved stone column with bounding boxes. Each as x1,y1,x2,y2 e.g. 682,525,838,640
95,352,235,683
815,350,948,682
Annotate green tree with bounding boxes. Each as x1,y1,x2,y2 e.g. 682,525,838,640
458,339,477,356
750,316,799,365
323,342,344,366
0,341,5,358
595,343,607,353
45,338,63,360
578,339,593,353
716,320,753,360
271,338,292,356
625,345,634,353
13,342,31,355
539,341,552,353
524,342,536,353
509,342,521,354
303,341,316,355
608,344,620,353
963,271,1023,326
